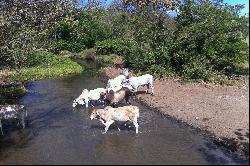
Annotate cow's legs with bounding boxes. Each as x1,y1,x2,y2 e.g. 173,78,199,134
150,83,154,95
146,84,149,93
20,113,25,129
85,102,89,108
115,123,121,131
132,119,139,134
125,95,131,105
25,109,29,126
131,85,137,96
0,120,3,135
103,120,114,134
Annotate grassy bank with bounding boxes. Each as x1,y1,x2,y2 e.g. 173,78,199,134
9,60,82,81
0,51,83,104
0,51,83,82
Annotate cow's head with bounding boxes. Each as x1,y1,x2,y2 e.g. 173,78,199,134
90,108,99,120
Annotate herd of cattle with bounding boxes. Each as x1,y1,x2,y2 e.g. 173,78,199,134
73,68,154,134
0,69,154,135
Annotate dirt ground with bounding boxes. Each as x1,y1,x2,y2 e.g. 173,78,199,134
100,66,249,157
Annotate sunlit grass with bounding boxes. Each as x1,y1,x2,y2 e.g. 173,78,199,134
9,61,83,81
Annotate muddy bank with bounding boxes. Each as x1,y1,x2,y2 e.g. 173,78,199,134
99,66,249,159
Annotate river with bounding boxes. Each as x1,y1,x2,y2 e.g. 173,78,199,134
0,62,248,165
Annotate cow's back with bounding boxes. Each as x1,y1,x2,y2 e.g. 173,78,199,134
111,106,139,121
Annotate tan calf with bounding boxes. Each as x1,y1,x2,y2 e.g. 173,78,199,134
90,105,139,134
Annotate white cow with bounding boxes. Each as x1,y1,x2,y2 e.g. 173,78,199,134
123,74,154,95
106,75,126,93
0,105,28,135
72,88,106,108
90,105,139,134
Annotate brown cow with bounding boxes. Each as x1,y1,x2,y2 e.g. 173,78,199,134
104,87,133,107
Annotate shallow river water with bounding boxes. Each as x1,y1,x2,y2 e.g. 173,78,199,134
0,62,248,165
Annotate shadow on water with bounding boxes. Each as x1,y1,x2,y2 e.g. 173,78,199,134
0,60,249,165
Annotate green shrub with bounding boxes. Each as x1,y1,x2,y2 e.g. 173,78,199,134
95,38,139,56
51,40,84,53
96,54,121,64
24,51,65,67
59,50,74,58
74,48,96,59
173,0,249,80
50,9,112,52
181,57,211,80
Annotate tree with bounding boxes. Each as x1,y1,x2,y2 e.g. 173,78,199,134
122,0,181,11
0,0,76,68
172,0,249,79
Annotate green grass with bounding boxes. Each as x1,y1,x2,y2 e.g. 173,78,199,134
9,60,83,81
0,51,83,82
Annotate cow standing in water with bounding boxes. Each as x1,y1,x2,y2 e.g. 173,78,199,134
90,105,140,134
0,105,28,135
103,87,133,108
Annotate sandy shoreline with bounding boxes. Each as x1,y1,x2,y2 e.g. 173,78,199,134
99,66,249,158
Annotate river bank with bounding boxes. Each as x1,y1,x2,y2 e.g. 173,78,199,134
1,61,248,165
0,51,83,105
99,66,249,159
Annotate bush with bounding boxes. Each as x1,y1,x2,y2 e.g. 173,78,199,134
51,40,84,53
95,38,144,69
96,54,121,64
95,38,139,56
51,9,112,53
181,57,211,80
173,0,249,79
74,48,97,59
24,51,66,67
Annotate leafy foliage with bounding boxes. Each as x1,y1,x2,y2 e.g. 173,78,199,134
172,0,249,79
51,9,112,52
0,0,76,68
0,0,248,83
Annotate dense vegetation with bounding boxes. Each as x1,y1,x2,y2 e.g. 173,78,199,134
0,0,249,83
